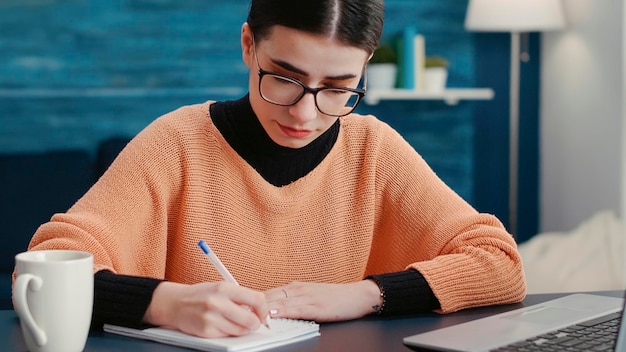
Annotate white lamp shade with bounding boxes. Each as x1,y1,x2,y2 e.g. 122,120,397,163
465,0,565,32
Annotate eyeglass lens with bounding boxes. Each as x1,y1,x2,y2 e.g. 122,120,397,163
260,74,360,116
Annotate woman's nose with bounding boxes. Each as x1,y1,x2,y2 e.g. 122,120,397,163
288,92,318,123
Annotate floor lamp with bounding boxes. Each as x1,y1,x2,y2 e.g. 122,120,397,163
465,0,565,237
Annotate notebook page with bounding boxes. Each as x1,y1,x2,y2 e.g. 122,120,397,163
104,318,320,352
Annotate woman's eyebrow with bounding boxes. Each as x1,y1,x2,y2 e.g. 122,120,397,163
271,58,358,81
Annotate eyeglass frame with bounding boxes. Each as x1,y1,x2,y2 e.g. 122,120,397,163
252,39,367,117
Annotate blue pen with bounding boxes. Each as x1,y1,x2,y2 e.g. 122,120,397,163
198,240,271,329
198,240,238,284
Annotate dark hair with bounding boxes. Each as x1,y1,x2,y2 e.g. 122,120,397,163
247,0,384,54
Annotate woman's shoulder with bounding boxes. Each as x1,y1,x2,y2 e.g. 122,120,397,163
338,112,424,164
340,112,388,129
339,112,404,144
153,100,215,130
122,100,219,159
133,100,218,143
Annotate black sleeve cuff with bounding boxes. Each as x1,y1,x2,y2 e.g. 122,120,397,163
366,269,440,316
92,270,164,330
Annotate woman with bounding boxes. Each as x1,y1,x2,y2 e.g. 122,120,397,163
17,0,526,339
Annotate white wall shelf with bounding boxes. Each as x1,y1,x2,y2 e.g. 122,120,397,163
363,88,495,105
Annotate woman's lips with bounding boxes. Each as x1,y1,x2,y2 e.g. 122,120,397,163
279,124,313,138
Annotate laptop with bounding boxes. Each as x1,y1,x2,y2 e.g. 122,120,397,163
404,292,626,351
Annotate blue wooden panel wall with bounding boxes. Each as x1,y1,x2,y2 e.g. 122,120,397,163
0,0,539,241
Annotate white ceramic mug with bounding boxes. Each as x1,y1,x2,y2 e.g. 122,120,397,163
13,250,94,352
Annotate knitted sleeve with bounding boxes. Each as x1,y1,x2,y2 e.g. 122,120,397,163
21,104,199,277
351,115,526,313
366,269,440,315
91,270,162,330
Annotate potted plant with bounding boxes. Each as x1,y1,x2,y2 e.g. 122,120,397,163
366,43,398,90
424,56,449,93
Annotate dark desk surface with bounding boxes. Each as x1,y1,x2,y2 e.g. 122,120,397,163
3,291,623,352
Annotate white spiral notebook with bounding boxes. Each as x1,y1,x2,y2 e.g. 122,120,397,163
103,318,320,352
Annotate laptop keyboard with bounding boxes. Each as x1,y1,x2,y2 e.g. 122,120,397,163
491,312,622,351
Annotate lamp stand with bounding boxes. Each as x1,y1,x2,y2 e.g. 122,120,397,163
508,32,520,238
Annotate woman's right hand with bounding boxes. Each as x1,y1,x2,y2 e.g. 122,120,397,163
143,281,269,338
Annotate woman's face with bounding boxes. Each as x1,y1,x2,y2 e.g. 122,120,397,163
241,23,369,149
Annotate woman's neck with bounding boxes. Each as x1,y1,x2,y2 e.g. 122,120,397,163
209,95,339,186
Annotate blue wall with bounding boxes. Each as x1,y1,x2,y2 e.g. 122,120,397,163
472,33,540,242
0,0,539,241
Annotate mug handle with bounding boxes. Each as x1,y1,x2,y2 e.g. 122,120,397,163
14,274,47,346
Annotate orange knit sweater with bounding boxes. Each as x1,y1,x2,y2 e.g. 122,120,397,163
25,101,526,313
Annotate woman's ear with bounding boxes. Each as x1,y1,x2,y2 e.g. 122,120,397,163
241,22,254,68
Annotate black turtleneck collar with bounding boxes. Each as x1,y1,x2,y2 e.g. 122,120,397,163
209,95,339,187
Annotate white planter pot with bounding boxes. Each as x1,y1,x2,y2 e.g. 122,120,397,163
424,67,448,93
366,64,397,90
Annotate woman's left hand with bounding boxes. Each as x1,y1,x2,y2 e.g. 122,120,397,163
264,280,382,322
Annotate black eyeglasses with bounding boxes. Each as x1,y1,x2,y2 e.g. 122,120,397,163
253,43,366,117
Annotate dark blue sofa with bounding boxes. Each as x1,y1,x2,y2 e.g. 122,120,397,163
0,137,130,310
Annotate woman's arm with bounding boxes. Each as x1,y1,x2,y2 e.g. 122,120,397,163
94,270,269,338
92,270,162,330
366,269,440,315
264,269,439,322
